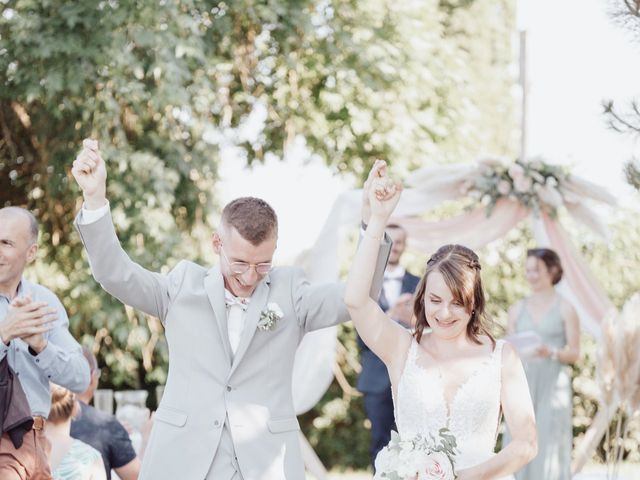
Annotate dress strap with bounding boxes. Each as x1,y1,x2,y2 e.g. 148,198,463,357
492,339,506,364
408,336,418,359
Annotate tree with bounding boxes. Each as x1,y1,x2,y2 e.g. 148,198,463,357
1,0,516,397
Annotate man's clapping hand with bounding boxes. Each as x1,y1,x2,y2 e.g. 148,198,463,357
0,294,56,352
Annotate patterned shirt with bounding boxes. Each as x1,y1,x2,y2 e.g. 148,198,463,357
53,439,104,480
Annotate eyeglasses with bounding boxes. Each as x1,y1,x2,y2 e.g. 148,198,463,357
219,244,272,275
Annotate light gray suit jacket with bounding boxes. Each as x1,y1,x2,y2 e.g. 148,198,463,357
76,213,389,480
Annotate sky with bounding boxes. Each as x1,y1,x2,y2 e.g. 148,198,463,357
522,0,640,204
218,0,640,261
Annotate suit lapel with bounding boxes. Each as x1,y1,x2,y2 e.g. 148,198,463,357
204,265,232,367
229,274,270,377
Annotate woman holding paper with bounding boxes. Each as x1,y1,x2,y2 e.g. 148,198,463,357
506,248,580,480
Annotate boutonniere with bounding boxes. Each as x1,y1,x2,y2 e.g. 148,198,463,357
258,302,284,331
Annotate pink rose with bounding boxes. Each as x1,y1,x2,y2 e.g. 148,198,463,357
508,162,525,180
497,180,511,196
418,452,455,480
513,175,532,193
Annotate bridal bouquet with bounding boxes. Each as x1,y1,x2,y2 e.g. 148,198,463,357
374,429,457,480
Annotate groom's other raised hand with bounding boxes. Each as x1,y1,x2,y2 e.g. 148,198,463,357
72,138,108,209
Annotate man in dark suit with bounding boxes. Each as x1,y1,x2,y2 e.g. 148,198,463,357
357,223,420,468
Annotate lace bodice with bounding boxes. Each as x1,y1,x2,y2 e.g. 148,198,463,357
395,338,506,471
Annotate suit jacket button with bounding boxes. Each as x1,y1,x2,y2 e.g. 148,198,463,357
213,420,220,427
226,385,232,392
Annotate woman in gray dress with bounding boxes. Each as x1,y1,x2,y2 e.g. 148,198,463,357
507,248,580,480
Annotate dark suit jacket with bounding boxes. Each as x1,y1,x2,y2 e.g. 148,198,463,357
0,357,34,448
357,271,420,394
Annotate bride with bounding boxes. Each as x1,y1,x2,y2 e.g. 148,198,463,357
345,161,537,479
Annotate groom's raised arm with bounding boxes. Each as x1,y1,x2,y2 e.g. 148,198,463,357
72,139,172,321
293,230,390,334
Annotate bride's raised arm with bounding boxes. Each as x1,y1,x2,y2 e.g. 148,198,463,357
344,161,411,369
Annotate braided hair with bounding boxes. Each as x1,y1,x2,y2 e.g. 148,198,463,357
413,244,495,346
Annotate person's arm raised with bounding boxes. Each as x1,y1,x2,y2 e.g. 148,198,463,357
71,138,108,210
344,165,409,367
71,139,173,321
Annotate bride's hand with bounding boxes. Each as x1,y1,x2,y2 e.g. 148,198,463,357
361,159,387,224
368,175,402,221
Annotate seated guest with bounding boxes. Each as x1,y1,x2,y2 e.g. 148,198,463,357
46,385,106,480
71,348,143,480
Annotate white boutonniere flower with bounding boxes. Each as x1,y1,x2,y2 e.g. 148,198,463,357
258,302,284,331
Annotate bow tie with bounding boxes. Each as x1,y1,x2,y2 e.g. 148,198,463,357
224,291,249,311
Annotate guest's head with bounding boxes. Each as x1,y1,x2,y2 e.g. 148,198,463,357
413,244,493,345
386,223,407,267
77,347,100,404
0,207,39,297
212,197,278,298
526,248,563,290
48,384,79,425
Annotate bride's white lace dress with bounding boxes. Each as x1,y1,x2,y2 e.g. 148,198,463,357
394,338,514,480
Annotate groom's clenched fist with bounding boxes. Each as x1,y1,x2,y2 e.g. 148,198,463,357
72,138,107,209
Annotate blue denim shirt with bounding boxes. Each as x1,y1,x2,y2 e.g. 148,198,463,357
0,278,90,417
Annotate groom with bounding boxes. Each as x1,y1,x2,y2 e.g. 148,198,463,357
71,140,390,480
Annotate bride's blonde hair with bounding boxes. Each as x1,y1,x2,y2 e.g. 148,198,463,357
412,244,495,346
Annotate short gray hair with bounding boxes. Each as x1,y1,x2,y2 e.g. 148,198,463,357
0,206,39,243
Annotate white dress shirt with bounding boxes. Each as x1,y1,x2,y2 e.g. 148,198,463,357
224,290,249,356
383,265,405,307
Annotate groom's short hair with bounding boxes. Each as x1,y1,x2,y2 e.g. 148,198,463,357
221,197,278,246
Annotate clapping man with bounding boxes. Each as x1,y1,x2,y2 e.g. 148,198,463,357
0,207,90,479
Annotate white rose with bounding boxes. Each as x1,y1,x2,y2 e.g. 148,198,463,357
497,180,511,196
373,446,396,475
508,162,525,180
513,175,533,193
530,171,545,183
267,302,283,318
545,176,558,187
538,184,563,208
